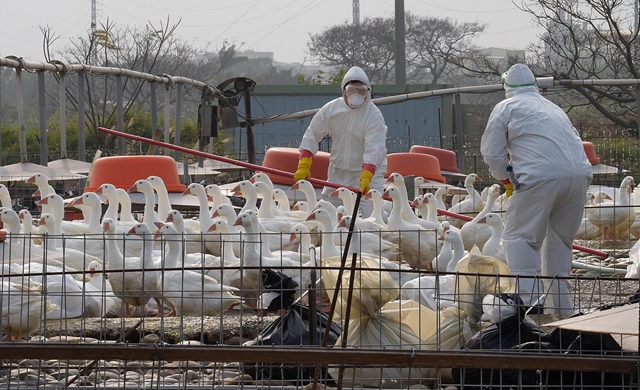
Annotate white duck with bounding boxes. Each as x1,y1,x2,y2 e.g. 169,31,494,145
447,173,484,228
154,222,242,316
460,183,502,251
477,213,506,263
383,186,439,269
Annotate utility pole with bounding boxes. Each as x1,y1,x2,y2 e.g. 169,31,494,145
353,0,360,25
91,0,97,34
395,0,406,85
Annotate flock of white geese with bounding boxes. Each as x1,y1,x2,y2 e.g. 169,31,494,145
0,170,636,340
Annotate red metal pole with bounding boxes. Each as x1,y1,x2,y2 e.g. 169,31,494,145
97,126,608,258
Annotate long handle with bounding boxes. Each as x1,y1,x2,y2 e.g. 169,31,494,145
96,127,608,258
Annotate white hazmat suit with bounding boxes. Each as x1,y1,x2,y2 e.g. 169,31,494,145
299,66,388,216
481,63,592,315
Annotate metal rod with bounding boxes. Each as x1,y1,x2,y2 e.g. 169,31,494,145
37,70,48,165
0,344,635,373
116,74,124,155
60,72,67,158
173,83,182,161
78,72,85,161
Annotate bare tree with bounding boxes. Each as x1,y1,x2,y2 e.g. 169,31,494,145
308,14,485,85
308,17,396,84
41,17,234,150
405,14,485,85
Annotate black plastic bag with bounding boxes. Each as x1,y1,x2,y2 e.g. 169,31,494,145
260,269,298,312
453,306,547,389
244,303,342,383
455,296,630,390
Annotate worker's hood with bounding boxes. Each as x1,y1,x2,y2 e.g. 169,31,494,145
341,66,371,90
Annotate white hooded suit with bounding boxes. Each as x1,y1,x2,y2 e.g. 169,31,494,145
299,66,388,215
481,64,592,314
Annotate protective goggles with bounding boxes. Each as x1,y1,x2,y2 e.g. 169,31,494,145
344,84,369,96
501,72,537,88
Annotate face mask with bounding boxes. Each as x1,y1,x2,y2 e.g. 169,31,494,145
346,94,366,109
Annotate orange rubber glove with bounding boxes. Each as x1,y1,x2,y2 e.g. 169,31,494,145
294,150,313,182
501,179,514,197
360,164,376,194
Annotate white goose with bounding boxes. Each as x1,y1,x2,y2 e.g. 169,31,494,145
336,215,403,263
38,193,89,236
434,186,450,216
307,208,415,287
204,183,232,208
447,173,484,228
37,213,103,271
290,180,319,211
67,192,104,234
431,221,453,272
383,186,439,269
329,187,356,216
230,180,258,214
102,218,151,317
127,223,167,316
478,212,506,263
146,176,172,222
385,173,439,230
363,189,387,225
154,222,241,316
163,211,228,279
585,175,635,240
85,260,118,317
25,173,54,215
272,188,292,213
128,179,162,231
95,183,121,222
116,188,137,223
460,183,502,251
413,193,439,226
234,210,310,303
1,279,56,340
0,184,12,208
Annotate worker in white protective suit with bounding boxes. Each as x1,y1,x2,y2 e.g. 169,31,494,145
480,63,592,315
294,66,388,217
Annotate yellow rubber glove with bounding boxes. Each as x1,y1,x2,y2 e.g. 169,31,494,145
501,179,514,197
294,157,312,182
359,170,373,194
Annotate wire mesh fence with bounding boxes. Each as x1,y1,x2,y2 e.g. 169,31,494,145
1,220,638,389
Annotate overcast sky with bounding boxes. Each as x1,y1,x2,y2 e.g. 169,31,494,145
0,0,542,64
